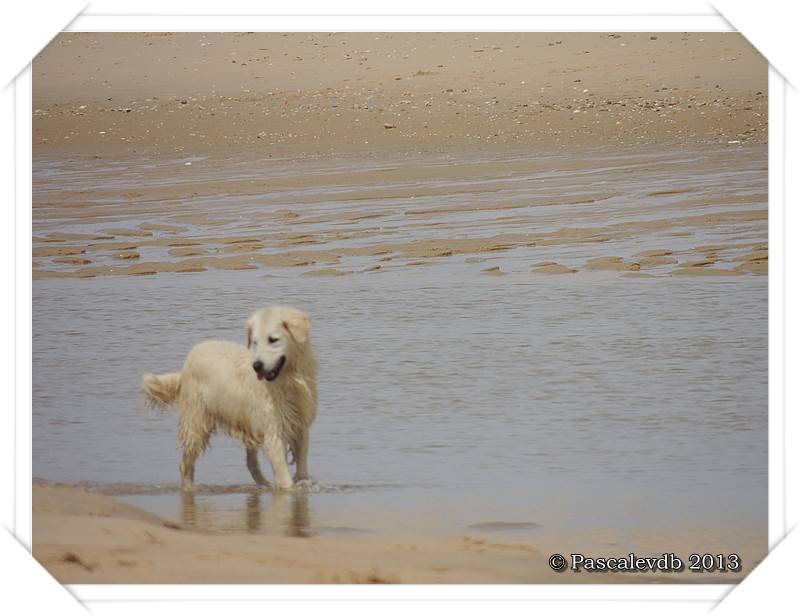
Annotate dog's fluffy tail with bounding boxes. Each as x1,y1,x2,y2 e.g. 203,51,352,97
142,372,182,410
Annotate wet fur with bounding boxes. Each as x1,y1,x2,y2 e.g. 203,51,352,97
142,306,317,491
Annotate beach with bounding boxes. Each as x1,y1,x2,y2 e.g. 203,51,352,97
34,32,766,158
33,484,763,583
32,32,768,584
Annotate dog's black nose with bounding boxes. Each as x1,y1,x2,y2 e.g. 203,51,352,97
252,360,264,373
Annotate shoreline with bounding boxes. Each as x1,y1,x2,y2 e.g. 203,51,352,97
32,484,763,584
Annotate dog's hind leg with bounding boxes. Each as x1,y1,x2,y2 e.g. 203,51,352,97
180,448,200,492
179,436,208,491
246,447,272,488
178,405,212,492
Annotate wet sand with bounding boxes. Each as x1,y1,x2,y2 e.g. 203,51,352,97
32,146,768,280
33,484,762,584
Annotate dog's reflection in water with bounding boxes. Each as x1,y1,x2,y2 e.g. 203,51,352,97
181,489,312,537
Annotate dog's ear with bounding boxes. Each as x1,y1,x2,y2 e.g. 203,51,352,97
282,309,310,344
245,313,257,348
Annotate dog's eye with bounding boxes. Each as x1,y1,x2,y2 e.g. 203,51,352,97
268,336,279,344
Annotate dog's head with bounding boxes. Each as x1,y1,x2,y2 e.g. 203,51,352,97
245,306,311,382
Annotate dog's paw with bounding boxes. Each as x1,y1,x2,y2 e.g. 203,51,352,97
294,478,316,492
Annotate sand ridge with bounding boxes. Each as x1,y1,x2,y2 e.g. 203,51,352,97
32,208,768,279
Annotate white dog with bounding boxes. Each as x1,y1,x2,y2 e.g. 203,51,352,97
142,306,318,491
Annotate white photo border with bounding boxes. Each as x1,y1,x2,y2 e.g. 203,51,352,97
6,4,793,613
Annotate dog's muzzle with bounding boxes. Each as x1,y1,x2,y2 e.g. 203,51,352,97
253,355,286,382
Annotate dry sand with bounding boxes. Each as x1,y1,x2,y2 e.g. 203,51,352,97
33,485,761,584
34,32,766,157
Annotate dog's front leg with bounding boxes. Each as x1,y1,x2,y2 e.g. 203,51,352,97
292,429,310,481
246,447,271,488
264,435,294,490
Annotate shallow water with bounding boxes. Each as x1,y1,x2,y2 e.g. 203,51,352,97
32,145,767,548
33,144,767,276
